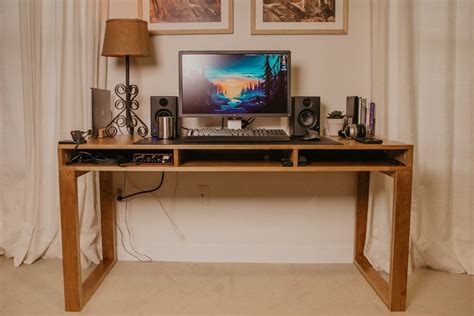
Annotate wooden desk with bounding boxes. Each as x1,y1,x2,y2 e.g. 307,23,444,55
57,136,413,312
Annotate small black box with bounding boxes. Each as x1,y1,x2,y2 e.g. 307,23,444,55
346,96,359,124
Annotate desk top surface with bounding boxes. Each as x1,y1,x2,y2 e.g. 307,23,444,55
58,136,412,151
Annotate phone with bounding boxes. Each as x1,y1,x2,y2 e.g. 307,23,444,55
355,137,383,144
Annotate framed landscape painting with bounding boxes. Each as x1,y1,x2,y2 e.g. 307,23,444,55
138,0,234,35
251,0,348,35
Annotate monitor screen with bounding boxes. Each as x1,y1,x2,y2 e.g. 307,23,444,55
179,51,291,117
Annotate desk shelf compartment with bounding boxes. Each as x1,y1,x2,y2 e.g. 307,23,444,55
297,149,409,171
176,149,293,169
63,149,175,167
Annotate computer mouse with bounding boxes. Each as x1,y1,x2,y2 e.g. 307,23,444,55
303,129,320,141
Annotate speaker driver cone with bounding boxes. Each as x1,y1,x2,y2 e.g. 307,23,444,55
298,110,316,127
155,110,172,123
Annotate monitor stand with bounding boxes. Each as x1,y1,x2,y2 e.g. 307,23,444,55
227,118,242,129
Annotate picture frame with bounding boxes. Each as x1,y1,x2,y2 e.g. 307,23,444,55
251,0,348,35
137,0,234,35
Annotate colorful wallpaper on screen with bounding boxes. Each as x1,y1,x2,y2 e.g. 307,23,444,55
181,53,289,115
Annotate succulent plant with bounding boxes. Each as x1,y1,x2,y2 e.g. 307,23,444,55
326,110,346,119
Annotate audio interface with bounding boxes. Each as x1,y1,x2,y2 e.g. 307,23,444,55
132,153,173,165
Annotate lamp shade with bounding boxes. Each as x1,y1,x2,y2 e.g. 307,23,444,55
102,19,151,57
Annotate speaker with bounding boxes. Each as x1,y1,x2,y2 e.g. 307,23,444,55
346,96,359,124
290,96,320,137
150,96,179,137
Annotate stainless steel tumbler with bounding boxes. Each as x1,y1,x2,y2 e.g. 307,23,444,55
157,116,175,139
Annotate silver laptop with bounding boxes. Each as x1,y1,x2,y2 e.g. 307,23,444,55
91,88,111,137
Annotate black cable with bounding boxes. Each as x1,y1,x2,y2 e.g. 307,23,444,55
116,173,152,262
68,140,82,163
117,172,165,201
67,129,93,164
67,151,93,164
67,152,123,165
242,117,255,129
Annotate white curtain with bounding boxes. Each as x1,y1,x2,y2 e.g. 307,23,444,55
367,0,473,274
1,0,472,276
0,0,109,266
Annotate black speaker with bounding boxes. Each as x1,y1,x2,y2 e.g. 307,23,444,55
150,96,179,137
290,96,320,137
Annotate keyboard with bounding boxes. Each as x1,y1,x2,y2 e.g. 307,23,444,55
184,128,290,142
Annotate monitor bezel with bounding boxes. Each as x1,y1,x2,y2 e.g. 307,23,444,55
178,50,291,118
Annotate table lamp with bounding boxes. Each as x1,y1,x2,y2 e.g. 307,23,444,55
102,18,151,137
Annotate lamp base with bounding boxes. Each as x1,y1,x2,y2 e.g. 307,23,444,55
105,83,148,138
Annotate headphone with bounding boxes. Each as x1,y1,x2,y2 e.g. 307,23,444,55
70,129,91,144
339,124,366,139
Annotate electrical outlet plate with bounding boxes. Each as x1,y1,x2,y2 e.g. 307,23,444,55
197,185,209,206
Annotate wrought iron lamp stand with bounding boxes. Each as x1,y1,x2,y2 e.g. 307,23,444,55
105,55,148,137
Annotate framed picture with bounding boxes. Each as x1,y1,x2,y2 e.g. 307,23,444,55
137,0,234,35
251,0,348,35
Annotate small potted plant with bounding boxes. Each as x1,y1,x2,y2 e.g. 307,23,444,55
326,110,346,136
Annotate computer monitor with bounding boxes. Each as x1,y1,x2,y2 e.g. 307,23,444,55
179,51,291,117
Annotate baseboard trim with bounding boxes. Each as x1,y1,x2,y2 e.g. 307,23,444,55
117,244,353,263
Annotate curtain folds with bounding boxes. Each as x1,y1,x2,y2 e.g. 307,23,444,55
0,0,109,267
367,0,473,274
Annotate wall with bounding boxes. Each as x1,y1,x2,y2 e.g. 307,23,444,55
108,0,371,263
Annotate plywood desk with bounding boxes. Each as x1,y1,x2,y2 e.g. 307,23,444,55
57,136,413,311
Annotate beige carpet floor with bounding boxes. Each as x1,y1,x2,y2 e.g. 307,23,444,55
0,256,472,315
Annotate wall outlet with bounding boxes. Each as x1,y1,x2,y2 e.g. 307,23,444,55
197,185,209,206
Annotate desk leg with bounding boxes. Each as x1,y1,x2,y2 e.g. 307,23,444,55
388,169,412,310
354,170,412,311
354,172,370,259
59,169,83,311
81,172,117,308
99,171,116,261
59,170,117,311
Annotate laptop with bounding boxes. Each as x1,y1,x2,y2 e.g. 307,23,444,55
91,88,111,138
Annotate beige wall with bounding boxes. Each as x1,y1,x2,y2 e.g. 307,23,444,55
109,0,371,263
